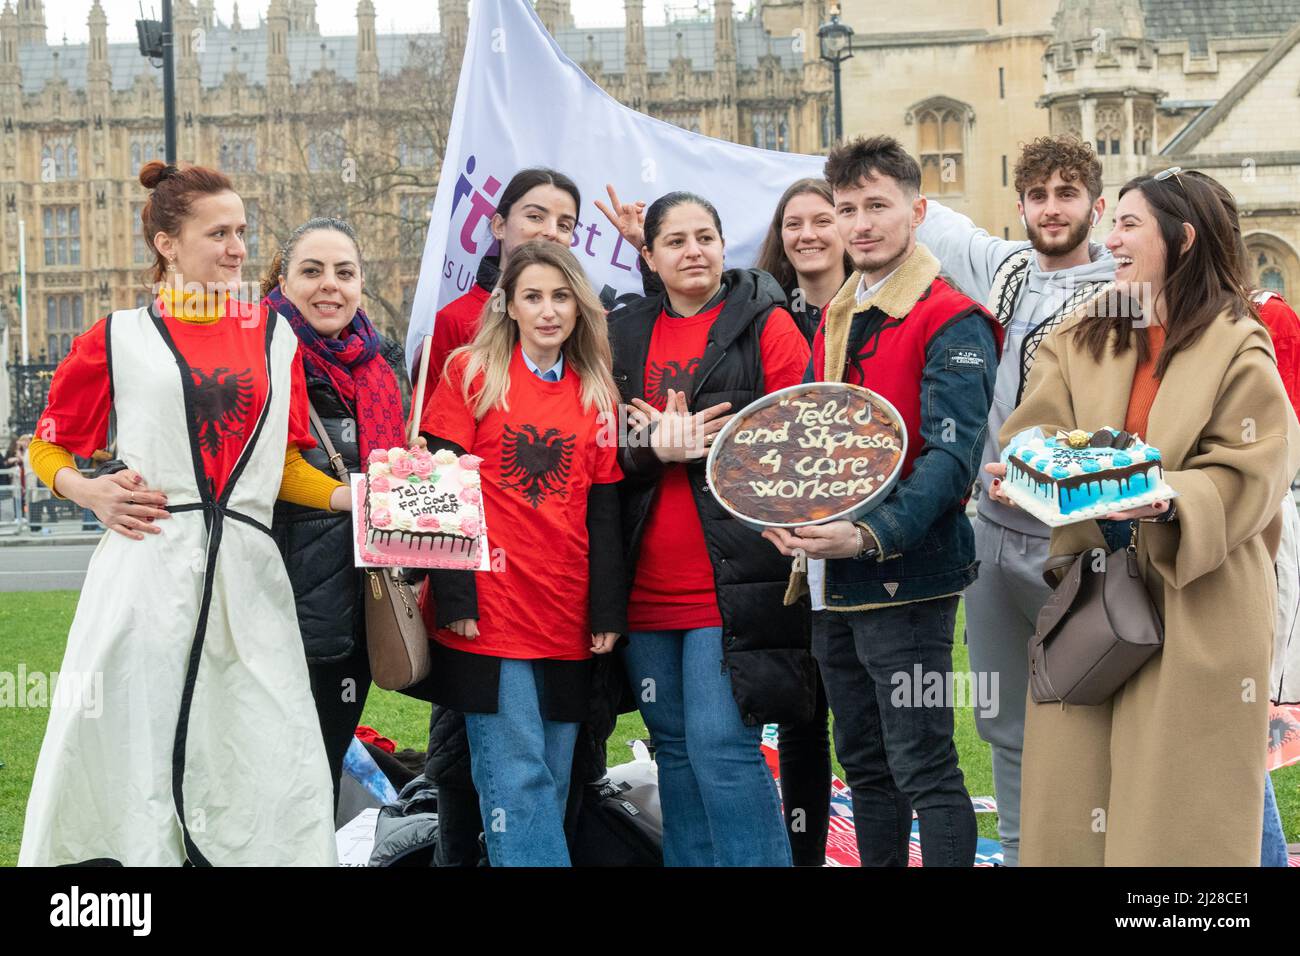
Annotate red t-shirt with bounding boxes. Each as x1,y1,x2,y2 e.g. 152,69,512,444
36,297,315,499
421,345,623,660
626,302,811,632
1257,292,1300,418
423,285,492,398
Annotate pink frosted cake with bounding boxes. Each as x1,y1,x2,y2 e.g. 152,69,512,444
357,447,484,569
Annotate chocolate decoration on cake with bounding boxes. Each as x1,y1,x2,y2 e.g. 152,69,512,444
708,383,906,527
1087,428,1135,450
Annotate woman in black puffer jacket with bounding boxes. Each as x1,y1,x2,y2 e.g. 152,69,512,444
599,190,815,867
264,218,409,812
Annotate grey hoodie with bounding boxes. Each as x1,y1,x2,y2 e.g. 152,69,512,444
918,200,1116,537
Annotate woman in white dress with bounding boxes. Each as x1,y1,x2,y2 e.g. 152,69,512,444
19,161,346,866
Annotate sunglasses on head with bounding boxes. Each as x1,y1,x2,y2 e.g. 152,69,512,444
1154,166,1188,195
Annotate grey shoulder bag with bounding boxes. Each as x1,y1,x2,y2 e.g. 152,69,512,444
308,404,430,691
1030,522,1164,706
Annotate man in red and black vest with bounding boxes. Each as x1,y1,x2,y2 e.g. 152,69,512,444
764,136,1001,867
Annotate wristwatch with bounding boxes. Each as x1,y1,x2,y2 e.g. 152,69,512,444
853,522,879,561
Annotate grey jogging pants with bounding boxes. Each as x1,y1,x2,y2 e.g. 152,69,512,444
963,516,1052,867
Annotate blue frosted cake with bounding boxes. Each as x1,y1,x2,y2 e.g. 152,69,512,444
1001,427,1167,524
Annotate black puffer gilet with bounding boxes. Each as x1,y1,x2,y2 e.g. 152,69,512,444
608,268,814,726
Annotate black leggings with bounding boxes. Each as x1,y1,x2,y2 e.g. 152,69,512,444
777,672,831,866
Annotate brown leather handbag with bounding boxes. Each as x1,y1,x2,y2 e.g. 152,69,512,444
308,405,430,691
1030,523,1163,706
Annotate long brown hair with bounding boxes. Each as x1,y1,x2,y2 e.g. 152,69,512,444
754,178,853,295
454,240,617,420
137,160,235,285
1072,171,1256,378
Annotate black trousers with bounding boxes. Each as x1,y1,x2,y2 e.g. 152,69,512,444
306,637,372,813
776,672,831,866
813,597,976,867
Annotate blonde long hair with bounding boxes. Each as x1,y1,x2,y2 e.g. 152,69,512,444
453,240,618,420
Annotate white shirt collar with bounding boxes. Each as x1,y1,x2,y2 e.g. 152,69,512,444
855,266,901,306
521,348,564,381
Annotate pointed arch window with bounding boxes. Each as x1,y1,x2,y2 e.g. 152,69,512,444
907,97,973,196
1095,105,1122,156
41,135,79,180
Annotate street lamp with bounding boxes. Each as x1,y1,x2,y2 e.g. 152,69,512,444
818,3,855,145
136,1,177,164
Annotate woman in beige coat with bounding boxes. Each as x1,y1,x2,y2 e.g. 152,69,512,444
987,169,1300,866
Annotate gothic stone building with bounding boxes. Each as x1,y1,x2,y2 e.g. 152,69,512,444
833,0,1300,295
0,0,830,364
3,0,1299,370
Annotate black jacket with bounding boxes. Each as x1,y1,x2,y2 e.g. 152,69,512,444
271,338,410,661
609,268,815,726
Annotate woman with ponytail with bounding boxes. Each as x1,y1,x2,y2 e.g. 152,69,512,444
262,218,410,811
19,161,342,866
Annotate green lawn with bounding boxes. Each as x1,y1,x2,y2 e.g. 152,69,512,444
2,591,1296,866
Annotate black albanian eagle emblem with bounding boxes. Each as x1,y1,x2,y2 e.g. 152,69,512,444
190,367,255,457
646,358,700,409
499,424,576,509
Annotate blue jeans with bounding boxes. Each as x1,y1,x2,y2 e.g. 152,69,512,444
462,658,579,867
813,597,976,866
1263,772,1288,867
624,627,792,867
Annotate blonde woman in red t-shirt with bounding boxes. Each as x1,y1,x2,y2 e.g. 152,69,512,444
418,239,624,867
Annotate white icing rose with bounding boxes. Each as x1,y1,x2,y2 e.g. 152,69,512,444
461,470,481,488
433,449,458,467
441,514,463,535
395,512,414,531
387,447,405,466
1067,462,1084,476
369,462,391,477
368,493,390,510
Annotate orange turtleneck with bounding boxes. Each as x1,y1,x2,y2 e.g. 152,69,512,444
1123,323,1166,440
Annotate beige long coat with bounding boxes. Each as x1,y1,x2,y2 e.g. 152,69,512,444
1000,304,1300,866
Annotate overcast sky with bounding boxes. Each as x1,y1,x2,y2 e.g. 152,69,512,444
49,1,756,45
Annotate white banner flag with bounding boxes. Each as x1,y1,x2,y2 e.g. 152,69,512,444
406,0,826,368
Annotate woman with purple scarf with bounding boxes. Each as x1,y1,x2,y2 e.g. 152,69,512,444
262,218,410,811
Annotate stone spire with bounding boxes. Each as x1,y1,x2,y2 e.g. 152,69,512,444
535,0,572,35
356,0,379,103
0,2,21,101
196,0,215,30
624,0,647,111
289,0,320,35
174,0,199,75
16,0,43,46
267,0,291,96
439,0,468,70
231,1,242,32
713,0,737,141
87,0,109,85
